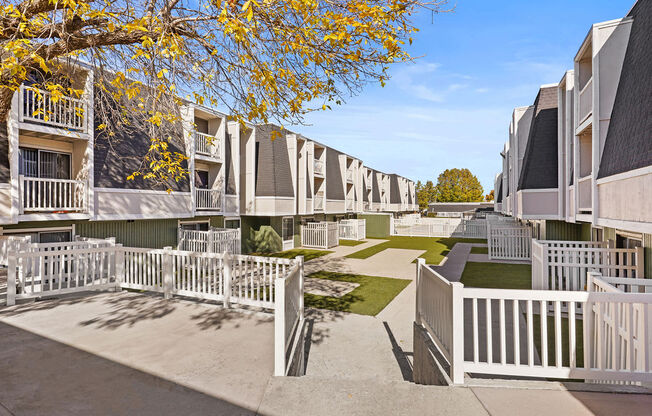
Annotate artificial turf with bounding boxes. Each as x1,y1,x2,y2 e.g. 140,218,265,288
304,271,411,316
470,246,489,255
253,248,333,262
338,239,366,247
460,262,532,289
345,236,486,265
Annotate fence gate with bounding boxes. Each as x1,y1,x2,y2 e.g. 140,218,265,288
487,223,531,260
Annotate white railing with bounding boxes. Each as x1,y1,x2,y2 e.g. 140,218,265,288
452,219,487,239
314,159,324,176
20,176,87,213
578,175,592,212
195,188,222,210
301,222,338,249
363,201,370,211
338,219,366,241
531,240,644,291
415,260,652,385
314,191,325,211
0,235,33,266
275,256,305,376
178,228,241,254
579,78,593,124
487,223,532,260
19,85,87,132
195,132,222,158
392,217,487,239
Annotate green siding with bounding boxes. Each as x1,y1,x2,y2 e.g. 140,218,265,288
644,233,652,279
543,220,582,241
580,223,592,241
603,227,617,243
358,213,391,238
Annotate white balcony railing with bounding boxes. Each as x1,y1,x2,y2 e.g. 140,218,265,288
578,78,593,124
346,169,353,183
363,201,370,211
195,132,222,159
19,85,87,132
314,191,324,211
20,175,86,213
577,175,592,212
314,159,325,176
195,188,222,210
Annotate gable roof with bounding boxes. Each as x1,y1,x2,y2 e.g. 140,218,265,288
598,0,652,179
517,86,559,190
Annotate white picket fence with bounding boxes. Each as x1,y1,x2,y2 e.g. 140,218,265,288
392,217,487,239
301,222,339,249
487,223,532,260
415,260,652,385
532,240,644,291
178,228,241,254
6,244,305,377
0,235,33,267
338,219,366,240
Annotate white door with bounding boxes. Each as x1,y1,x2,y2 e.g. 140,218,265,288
282,217,294,251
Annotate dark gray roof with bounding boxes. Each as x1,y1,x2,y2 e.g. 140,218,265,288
371,171,381,203
598,0,652,179
224,132,236,195
325,147,344,200
0,122,9,183
93,89,189,192
255,124,294,197
389,174,401,203
407,185,413,204
518,86,559,190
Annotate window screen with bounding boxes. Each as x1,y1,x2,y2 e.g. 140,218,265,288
282,217,293,241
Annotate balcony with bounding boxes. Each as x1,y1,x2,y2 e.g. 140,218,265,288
19,85,87,132
195,132,222,159
314,159,325,176
578,78,593,125
577,175,592,212
346,170,353,183
195,188,222,210
19,176,86,213
314,191,325,211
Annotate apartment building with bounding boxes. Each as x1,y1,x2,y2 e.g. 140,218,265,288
0,71,417,252
495,0,651,274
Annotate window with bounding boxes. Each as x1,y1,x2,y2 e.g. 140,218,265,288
3,228,72,244
616,232,642,249
591,227,603,243
195,170,209,189
179,221,209,231
19,148,71,179
224,217,240,229
282,217,293,242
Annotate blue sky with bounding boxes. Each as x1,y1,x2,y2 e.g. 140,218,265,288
294,0,633,194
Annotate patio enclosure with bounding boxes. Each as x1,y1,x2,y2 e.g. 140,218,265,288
178,227,241,254
301,222,339,249
338,219,366,241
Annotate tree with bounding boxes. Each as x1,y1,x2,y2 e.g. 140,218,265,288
434,168,484,202
485,189,494,202
416,179,436,210
0,0,449,183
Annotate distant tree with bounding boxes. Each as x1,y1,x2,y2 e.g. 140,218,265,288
434,168,484,202
416,180,437,210
485,189,495,202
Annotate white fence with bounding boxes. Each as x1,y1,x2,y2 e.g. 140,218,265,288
0,235,33,267
301,222,339,249
19,85,87,131
275,256,305,376
532,240,644,291
415,260,652,385
487,223,532,260
392,217,487,239
178,228,241,254
20,175,87,213
338,219,366,240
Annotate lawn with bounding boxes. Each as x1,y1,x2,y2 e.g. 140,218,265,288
345,236,486,265
460,262,532,289
253,248,332,262
338,239,366,247
304,271,411,316
470,246,488,255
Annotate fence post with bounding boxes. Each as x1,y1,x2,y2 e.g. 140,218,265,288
486,222,492,259
415,258,424,326
450,282,465,384
274,275,286,376
163,246,173,300
297,255,305,322
114,244,124,291
584,272,598,369
635,246,644,279
207,229,214,253
223,252,232,308
7,255,16,306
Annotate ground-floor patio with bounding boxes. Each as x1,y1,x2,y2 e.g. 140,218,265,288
1,238,651,415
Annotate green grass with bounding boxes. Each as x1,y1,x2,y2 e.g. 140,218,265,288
345,236,486,265
252,248,332,261
338,239,366,247
532,314,584,368
460,262,532,289
304,271,411,316
470,246,488,255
